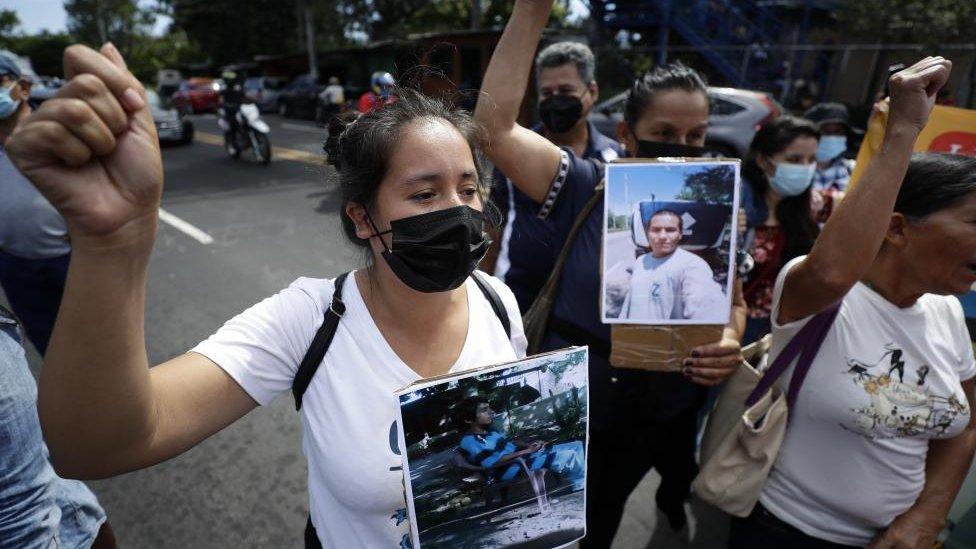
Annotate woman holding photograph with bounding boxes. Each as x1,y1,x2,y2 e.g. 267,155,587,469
740,116,821,344
730,57,976,549
476,0,746,543
9,44,527,548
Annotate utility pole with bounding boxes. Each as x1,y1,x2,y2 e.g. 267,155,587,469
470,0,482,30
95,0,108,44
304,3,318,79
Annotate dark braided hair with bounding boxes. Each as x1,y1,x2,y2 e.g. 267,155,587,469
323,87,496,249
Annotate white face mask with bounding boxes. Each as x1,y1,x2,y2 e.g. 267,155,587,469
769,162,816,196
0,81,22,119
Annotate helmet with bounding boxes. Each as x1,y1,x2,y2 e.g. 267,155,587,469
370,71,395,98
221,70,238,81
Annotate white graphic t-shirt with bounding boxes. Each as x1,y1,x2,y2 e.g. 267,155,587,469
191,272,527,548
620,247,726,322
760,256,975,546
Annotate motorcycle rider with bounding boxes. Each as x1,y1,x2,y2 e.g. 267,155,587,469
219,70,247,154
357,71,396,113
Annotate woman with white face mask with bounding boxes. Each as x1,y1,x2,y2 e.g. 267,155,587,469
740,116,821,344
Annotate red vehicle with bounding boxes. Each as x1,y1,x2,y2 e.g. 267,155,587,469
170,77,221,115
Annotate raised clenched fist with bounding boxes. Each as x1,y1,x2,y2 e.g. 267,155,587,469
6,43,162,242
886,56,952,135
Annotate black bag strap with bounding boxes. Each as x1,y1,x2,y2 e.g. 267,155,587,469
292,272,350,411
471,270,511,340
522,181,605,355
292,271,513,411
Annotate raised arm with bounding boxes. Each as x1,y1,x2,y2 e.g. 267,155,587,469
778,57,951,323
7,44,256,479
474,0,561,204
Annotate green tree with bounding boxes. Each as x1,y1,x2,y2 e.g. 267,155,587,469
64,0,154,51
675,165,735,203
13,32,74,77
839,0,976,45
0,9,20,49
339,0,573,41
165,0,304,66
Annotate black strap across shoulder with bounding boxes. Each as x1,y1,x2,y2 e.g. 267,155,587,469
296,270,512,547
471,270,511,340
291,270,511,411
292,272,349,411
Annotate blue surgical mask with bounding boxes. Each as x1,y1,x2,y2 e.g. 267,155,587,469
816,135,847,163
0,82,21,119
769,162,815,197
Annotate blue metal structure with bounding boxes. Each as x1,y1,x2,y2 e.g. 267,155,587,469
588,0,839,96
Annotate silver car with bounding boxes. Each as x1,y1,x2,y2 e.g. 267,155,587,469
147,90,194,145
244,76,288,113
588,87,783,158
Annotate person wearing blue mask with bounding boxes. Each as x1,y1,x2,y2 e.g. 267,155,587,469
0,52,71,355
740,116,821,344
805,102,857,204
0,51,113,549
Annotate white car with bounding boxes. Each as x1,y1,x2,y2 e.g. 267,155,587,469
588,87,784,158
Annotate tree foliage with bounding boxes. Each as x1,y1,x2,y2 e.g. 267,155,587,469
64,0,153,51
0,9,20,48
675,165,735,203
839,0,976,45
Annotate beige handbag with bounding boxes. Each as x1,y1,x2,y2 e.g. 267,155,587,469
693,304,840,517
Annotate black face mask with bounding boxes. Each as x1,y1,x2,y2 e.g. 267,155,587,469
367,205,491,293
539,94,584,134
634,140,707,159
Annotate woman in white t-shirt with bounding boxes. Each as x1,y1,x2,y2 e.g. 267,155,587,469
728,58,976,548
7,44,527,548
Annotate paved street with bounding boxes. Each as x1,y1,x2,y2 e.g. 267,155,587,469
12,113,729,548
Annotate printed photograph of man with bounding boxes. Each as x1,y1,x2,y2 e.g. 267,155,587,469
602,161,740,325
619,209,727,321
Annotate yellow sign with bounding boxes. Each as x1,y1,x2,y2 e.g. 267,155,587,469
851,104,976,185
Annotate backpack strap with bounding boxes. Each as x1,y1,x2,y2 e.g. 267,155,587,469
471,270,511,340
292,272,350,411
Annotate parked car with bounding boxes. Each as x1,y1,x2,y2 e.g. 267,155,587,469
170,77,221,115
148,90,194,145
276,74,324,119
244,76,288,113
157,68,182,98
588,87,783,158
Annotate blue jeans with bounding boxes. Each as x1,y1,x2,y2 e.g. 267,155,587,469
0,250,70,355
0,309,106,548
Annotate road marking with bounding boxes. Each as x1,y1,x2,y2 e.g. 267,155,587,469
194,131,322,165
158,208,214,245
281,122,324,134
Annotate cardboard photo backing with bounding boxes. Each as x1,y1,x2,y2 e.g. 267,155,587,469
604,157,738,370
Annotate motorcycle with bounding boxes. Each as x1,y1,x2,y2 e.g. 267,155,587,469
218,103,272,164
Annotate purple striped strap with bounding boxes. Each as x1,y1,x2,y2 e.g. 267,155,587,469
745,303,841,411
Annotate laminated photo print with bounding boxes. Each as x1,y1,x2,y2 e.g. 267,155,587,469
394,347,589,549
602,160,741,325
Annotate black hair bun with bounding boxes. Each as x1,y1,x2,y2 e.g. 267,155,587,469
324,113,361,168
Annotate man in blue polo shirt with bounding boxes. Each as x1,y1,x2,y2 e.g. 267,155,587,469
488,41,622,312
